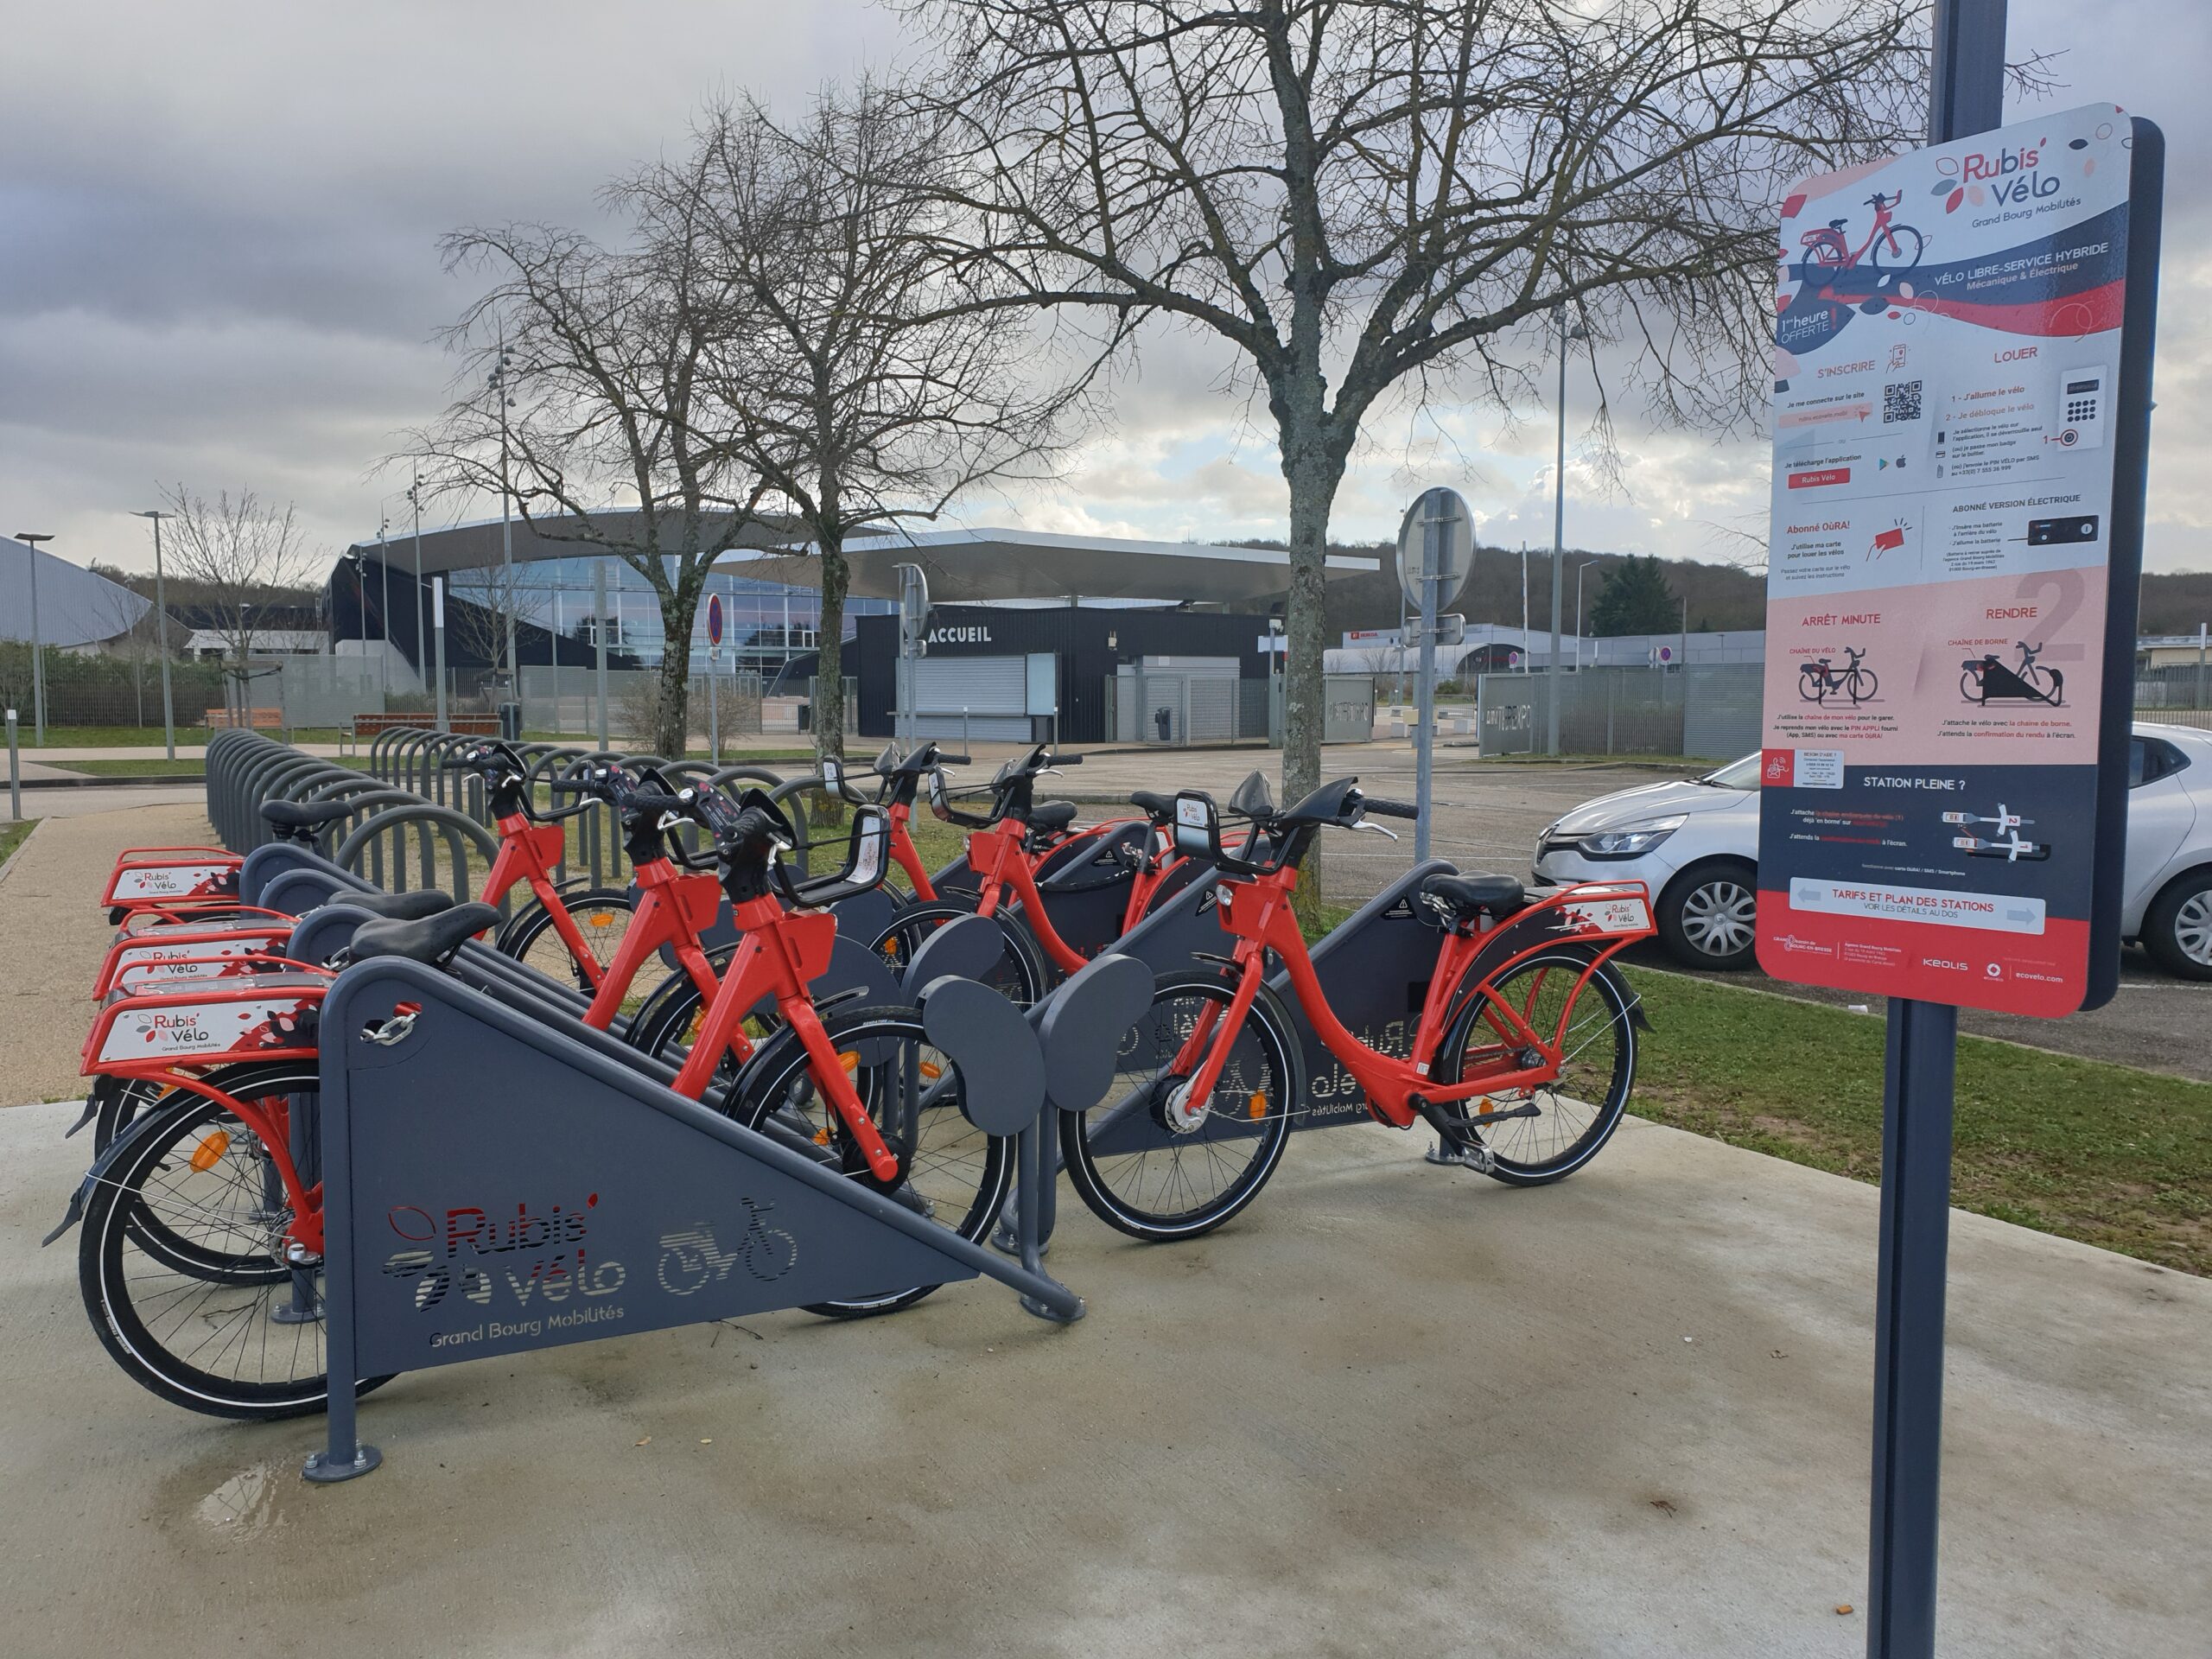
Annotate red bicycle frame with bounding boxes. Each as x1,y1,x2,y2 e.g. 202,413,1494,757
579,855,723,1028
668,893,900,1180
885,800,939,902
964,818,1095,975
1172,865,1651,1128
477,812,613,988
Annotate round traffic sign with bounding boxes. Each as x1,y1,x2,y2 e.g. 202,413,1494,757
706,593,724,648
1395,487,1474,611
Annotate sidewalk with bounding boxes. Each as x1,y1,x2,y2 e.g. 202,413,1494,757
0,799,213,1103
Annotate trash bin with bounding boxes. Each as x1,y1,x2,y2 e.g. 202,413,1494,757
498,701,523,741
798,702,812,733
1154,706,1173,742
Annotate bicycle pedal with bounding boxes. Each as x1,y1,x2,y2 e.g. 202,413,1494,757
1424,1138,1497,1174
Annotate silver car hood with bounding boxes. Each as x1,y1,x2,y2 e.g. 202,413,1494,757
1545,779,1749,837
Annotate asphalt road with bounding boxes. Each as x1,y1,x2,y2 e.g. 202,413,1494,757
1066,746,2212,1084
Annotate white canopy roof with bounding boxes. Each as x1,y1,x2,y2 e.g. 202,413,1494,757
0,538,152,647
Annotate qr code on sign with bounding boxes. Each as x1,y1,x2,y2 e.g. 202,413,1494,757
1883,379,1923,423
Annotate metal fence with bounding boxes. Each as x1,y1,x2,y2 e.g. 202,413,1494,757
1474,664,1762,760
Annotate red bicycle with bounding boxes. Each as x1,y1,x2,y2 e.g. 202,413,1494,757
1060,773,1655,1240
1799,190,1924,273
62,784,1015,1418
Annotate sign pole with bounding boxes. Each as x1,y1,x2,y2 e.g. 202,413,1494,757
1866,9,2002,1656
1414,505,1440,862
594,563,611,752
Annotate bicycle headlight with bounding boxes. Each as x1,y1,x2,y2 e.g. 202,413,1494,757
1576,816,1686,858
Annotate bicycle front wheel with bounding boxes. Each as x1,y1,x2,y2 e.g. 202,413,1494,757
1847,667,1878,703
731,1003,1014,1318
1433,952,1637,1186
1873,225,1924,270
500,887,634,992
78,1069,385,1420
1061,972,1298,1242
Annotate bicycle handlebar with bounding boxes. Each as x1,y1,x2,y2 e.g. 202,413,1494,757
1362,797,1419,821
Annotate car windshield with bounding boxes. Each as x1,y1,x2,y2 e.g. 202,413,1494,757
1702,753,1764,790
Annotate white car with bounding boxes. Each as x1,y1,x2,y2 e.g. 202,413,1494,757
1532,723,2212,979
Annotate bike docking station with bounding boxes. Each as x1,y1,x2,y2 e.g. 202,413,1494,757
303,921,1148,1485
1758,7,2162,1650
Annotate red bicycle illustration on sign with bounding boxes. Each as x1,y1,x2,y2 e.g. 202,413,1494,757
1799,192,1925,274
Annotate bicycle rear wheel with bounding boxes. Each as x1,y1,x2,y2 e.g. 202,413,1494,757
1433,952,1637,1185
78,1070,386,1420
1061,972,1298,1241
731,1004,1014,1318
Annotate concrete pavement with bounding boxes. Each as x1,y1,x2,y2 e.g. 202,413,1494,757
2,1097,2206,1656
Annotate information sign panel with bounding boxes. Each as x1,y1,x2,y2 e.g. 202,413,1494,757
1757,105,2161,1015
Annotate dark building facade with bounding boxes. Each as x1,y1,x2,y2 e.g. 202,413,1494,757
854,605,1276,743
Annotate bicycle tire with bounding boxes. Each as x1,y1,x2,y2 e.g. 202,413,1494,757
729,1003,1015,1318
1060,971,1299,1242
866,899,1049,1009
1798,667,1825,702
499,887,634,992
1848,667,1878,703
1961,670,1985,704
1872,225,1924,270
1432,952,1637,1185
78,1071,391,1420
90,1073,162,1154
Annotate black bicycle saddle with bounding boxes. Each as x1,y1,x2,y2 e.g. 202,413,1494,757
346,901,499,968
341,888,455,922
1421,873,1526,921
1028,800,1080,835
262,800,352,832
1129,789,1174,823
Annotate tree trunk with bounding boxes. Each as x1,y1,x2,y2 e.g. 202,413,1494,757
813,531,849,766
1278,429,1349,809
652,577,703,761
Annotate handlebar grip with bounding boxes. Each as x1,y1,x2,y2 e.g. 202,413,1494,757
1363,797,1420,821
626,790,690,817
1057,753,1084,766
938,753,970,766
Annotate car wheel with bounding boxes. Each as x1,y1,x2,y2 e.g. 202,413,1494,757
2143,869,2212,981
1658,860,1759,969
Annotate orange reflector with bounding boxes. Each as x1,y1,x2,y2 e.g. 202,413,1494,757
814,1128,833,1146
1476,1096,1497,1116
189,1130,231,1172
839,1051,859,1071
1247,1092,1267,1121
588,912,615,927
920,1061,942,1081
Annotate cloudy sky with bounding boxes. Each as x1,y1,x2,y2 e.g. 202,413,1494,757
3,0,2206,583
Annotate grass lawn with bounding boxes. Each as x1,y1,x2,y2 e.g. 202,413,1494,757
1630,969,2212,1276
54,758,209,778
0,818,34,868
34,725,346,748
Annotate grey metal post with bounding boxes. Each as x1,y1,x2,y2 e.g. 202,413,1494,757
1865,8,2004,1656
432,576,448,732
493,336,518,688
1547,312,1567,754
1414,499,1440,861
2196,620,2205,712
136,511,177,760
410,471,426,692
594,561,610,750
16,534,52,746
377,518,391,696
709,646,720,765
5,709,18,820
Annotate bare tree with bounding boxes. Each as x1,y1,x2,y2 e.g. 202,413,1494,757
620,82,1101,766
413,221,772,761
902,0,1930,810
160,486,320,718
445,560,546,691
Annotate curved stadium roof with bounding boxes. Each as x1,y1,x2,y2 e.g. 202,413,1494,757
0,538,152,648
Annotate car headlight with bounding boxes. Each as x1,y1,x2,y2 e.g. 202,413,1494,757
1576,816,1687,858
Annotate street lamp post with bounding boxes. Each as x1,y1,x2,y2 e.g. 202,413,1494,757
133,511,177,760
376,514,393,698
15,533,54,745
408,473,427,699
490,339,517,690
1545,305,1589,754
